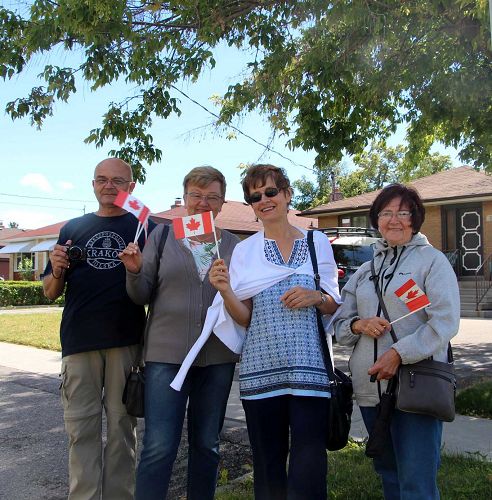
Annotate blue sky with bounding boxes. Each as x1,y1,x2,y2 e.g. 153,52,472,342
1,43,460,230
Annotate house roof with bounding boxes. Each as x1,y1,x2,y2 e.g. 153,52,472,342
153,200,317,233
301,166,492,216
4,220,70,241
0,228,27,244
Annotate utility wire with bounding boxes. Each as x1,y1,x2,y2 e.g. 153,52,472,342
170,85,315,173
0,192,95,203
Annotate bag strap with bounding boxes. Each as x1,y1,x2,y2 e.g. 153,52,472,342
135,224,170,365
307,230,336,381
370,259,398,343
370,258,453,363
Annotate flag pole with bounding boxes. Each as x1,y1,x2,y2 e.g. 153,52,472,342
211,212,221,259
389,304,428,325
134,222,142,243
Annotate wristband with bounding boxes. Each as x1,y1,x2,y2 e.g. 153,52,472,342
52,270,63,279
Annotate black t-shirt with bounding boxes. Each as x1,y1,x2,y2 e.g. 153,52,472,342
44,212,156,357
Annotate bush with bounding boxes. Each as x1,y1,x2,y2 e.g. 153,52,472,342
456,382,492,419
0,281,64,307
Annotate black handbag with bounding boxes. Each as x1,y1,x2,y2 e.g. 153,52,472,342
122,224,169,418
370,259,456,423
365,378,397,458
307,230,353,451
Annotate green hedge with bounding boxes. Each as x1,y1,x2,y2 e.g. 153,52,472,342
0,281,64,307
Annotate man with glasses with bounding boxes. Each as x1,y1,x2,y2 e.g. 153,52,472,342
43,158,155,499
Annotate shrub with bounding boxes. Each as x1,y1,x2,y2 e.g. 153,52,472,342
0,281,64,307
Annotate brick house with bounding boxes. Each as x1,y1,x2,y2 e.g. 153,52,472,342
300,166,492,280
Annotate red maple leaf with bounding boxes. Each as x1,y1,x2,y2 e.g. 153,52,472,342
406,290,419,300
186,217,201,231
129,199,141,210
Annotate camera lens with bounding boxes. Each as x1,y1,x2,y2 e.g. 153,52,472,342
68,246,83,260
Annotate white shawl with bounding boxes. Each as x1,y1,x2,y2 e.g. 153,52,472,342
170,229,341,390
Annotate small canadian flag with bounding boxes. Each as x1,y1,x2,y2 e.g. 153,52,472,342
114,192,150,224
395,279,431,312
173,211,215,239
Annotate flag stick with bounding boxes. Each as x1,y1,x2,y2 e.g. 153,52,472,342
390,303,429,325
134,222,142,243
211,213,221,259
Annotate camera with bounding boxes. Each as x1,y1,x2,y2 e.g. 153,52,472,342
66,245,87,262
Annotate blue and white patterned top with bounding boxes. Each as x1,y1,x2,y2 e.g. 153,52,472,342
239,237,330,400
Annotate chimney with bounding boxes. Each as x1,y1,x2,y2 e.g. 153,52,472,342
171,197,182,209
329,172,344,202
330,187,343,202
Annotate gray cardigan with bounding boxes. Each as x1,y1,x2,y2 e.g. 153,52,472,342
334,233,460,407
126,224,240,366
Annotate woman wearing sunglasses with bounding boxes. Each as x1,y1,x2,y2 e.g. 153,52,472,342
209,164,341,500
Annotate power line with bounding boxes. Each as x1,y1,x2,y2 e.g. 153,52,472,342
0,192,95,203
170,85,315,173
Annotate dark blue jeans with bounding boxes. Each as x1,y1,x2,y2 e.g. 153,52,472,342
135,362,235,500
360,406,443,500
242,395,329,500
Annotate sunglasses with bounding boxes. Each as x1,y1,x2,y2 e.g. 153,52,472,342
246,187,280,204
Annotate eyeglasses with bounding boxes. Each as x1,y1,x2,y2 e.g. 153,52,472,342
94,177,131,187
378,210,412,220
246,187,280,204
185,192,223,204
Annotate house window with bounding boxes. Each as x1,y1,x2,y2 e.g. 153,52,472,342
14,253,37,271
339,213,370,228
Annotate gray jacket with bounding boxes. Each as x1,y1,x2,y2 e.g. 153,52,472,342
334,233,460,407
126,224,240,366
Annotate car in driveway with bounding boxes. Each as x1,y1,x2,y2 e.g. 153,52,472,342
321,227,379,289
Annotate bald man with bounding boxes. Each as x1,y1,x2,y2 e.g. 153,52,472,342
43,158,155,499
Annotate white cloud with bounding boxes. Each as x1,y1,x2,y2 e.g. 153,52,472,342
57,180,74,190
20,173,53,193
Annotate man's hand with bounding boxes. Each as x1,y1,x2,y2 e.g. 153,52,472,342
49,240,71,278
119,242,143,274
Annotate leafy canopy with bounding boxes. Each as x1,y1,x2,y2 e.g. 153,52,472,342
292,142,452,210
1,1,490,181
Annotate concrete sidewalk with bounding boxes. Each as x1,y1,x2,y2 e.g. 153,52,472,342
0,329,491,461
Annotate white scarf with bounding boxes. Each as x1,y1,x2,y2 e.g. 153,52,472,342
170,229,341,390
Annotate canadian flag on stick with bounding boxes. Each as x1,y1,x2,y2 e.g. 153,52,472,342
113,192,151,242
395,279,430,312
391,279,431,325
173,211,215,239
114,192,150,224
173,211,220,258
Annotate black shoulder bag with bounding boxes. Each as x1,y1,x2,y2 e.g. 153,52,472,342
307,230,353,451
122,224,170,418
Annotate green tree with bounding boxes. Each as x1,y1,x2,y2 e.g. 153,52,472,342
292,142,452,209
8,221,19,228
1,1,490,181
17,257,35,281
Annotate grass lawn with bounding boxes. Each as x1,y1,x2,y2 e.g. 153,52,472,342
0,311,62,351
456,381,492,419
216,441,492,499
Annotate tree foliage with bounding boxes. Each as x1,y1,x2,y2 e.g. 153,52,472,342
291,142,452,209
1,1,490,181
